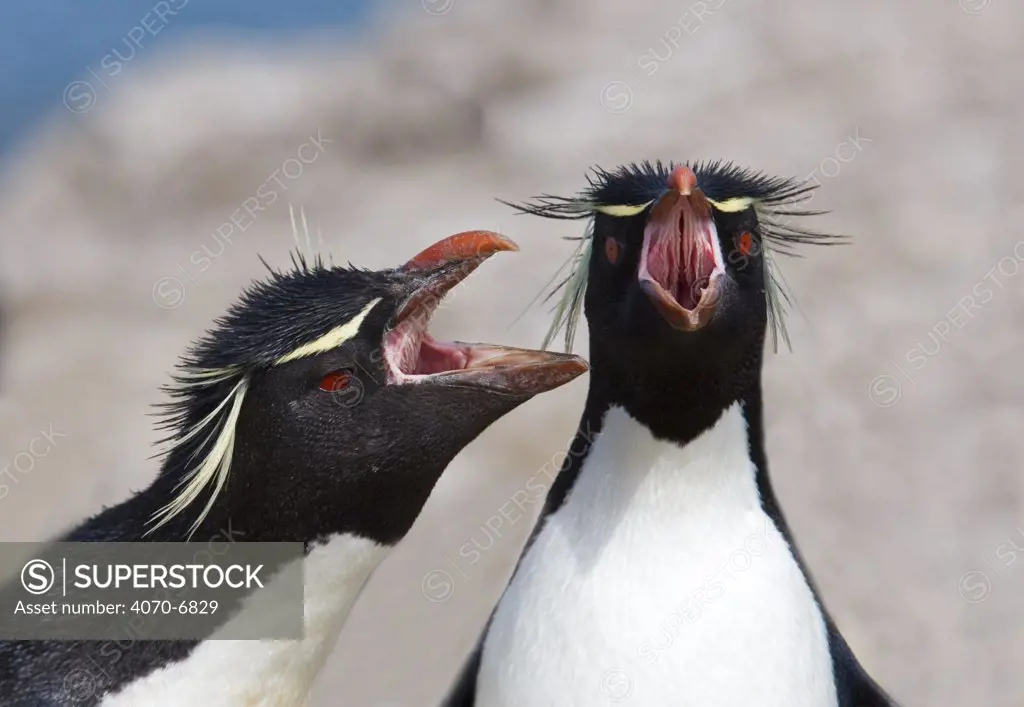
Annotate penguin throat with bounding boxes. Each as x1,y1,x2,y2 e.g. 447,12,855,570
383,275,528,382
386,323,543,382
388,327,473,377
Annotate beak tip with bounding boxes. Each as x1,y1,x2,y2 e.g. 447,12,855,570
529,352,590,393
561,354,590,376
404,230,519,271
485,231,520,254
451,230,520,257
639,276,718,332
668,165,698,196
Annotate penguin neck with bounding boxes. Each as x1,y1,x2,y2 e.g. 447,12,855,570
584,340,766,452
545,347,769,520
68,469,276,543
569,336,792,572
70,462,394,704
71,449,331,543
101,534,389,707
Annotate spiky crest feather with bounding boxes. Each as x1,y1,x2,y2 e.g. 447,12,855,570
148,207,378,537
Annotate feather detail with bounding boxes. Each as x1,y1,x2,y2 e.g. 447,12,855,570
146,209,384,536
147,375,249,537
541,231,593,352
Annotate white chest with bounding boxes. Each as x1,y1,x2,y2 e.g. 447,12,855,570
477,404,837,707
100,534,387,707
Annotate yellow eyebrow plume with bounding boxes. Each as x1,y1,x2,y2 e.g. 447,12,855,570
598,197,756,217
275,297,382,365
707,196,755,213
593,201,654,217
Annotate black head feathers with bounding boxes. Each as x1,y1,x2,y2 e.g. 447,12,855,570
151,253,397,537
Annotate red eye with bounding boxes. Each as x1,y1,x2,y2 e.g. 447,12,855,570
320,371,352,392
737,232,755,256
605,237,621,264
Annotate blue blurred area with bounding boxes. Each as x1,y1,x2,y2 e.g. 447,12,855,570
0,0,376,155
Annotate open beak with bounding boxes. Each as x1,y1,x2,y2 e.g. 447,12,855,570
385,231,588,396
637,165,726,331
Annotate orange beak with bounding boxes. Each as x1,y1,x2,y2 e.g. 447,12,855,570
403,231,520,271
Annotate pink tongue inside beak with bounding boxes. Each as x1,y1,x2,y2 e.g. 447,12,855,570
637,166,723,331
384,230,589,395
645,207,717,309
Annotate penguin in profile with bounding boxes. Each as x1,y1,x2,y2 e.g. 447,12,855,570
0,230,587,706
444,163,897,707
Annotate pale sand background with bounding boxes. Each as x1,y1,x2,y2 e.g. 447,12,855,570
0,1,1022,705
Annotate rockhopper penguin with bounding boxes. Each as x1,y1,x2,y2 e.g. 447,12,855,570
444,163,896,707
0,231,587,706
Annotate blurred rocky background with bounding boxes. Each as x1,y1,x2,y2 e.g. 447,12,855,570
0,0,1021,705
